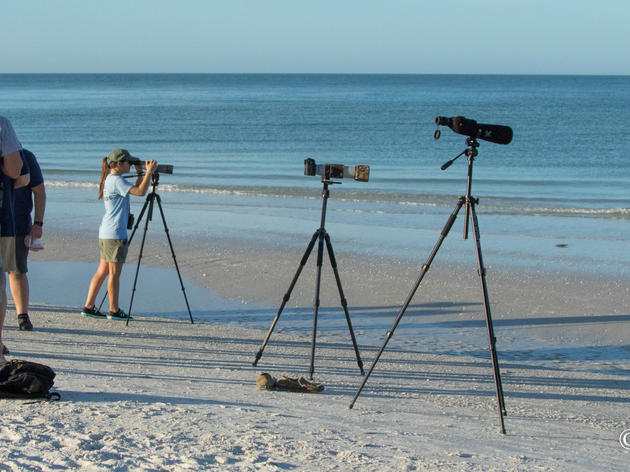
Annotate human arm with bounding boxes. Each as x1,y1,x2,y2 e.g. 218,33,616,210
14,172,30,189
14,150,32,188
29,183,46,239
133,163,144,187
128,160,157,196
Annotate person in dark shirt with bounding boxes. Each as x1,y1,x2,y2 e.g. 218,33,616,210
4,149,45,331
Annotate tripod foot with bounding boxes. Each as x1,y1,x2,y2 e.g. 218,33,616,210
253,350,262,367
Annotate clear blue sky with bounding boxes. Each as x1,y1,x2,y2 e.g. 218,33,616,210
3,0,628,74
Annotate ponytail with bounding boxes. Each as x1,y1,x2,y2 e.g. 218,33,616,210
98,157,111,200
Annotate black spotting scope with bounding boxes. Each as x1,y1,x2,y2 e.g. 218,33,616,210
435,116,513,145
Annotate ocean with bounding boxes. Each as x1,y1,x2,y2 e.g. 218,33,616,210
2,74,629,277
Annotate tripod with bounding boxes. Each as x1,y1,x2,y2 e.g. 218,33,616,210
125,173,194,326
349,137,507,434
252,178,365,379
98,172,194,326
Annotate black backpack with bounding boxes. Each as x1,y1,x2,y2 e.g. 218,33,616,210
0,360,59,401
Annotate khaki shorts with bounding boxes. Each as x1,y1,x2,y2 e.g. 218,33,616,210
0,236,28,274
99,239,129,263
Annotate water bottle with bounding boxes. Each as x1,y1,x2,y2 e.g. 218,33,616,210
24,235,45,251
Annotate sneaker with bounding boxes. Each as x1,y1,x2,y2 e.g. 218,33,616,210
108,309,133,321
81,306,106,318
18,314,34,331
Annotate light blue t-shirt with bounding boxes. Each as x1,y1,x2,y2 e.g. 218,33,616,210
99,174,133,239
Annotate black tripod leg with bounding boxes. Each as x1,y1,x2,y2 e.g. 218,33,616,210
308,228,327,380
253,230,320,366
97,291,108,313
154,194,194,324
323,232,364,375
349,197,465,409
127,190,151,247
469,201,507,434
126,195,154,326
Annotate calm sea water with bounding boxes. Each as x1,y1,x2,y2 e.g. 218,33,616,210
2,74,629,277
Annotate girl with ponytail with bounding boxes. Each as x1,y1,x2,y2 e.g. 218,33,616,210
82,149,157,320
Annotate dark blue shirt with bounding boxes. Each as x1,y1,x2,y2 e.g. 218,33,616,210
14,149,44,236
0,150,31,237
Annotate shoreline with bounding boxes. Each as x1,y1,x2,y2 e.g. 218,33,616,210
13,224,630,366
34,224,630,308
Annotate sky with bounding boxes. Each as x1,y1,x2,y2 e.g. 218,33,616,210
3,0,629,75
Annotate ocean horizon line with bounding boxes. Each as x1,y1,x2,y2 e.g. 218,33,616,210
2,72,629,78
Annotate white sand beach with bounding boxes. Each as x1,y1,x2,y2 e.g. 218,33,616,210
1,226,629,471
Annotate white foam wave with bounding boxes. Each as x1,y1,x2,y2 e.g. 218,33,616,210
45,180,629,219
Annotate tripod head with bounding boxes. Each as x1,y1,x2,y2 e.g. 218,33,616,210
123,171,162,193
151,171,160,188
318,178,340,208
440,137,479,171
437,137,483,241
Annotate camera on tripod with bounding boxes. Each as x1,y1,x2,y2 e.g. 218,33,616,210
304,158,369,182
139,163,173,175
